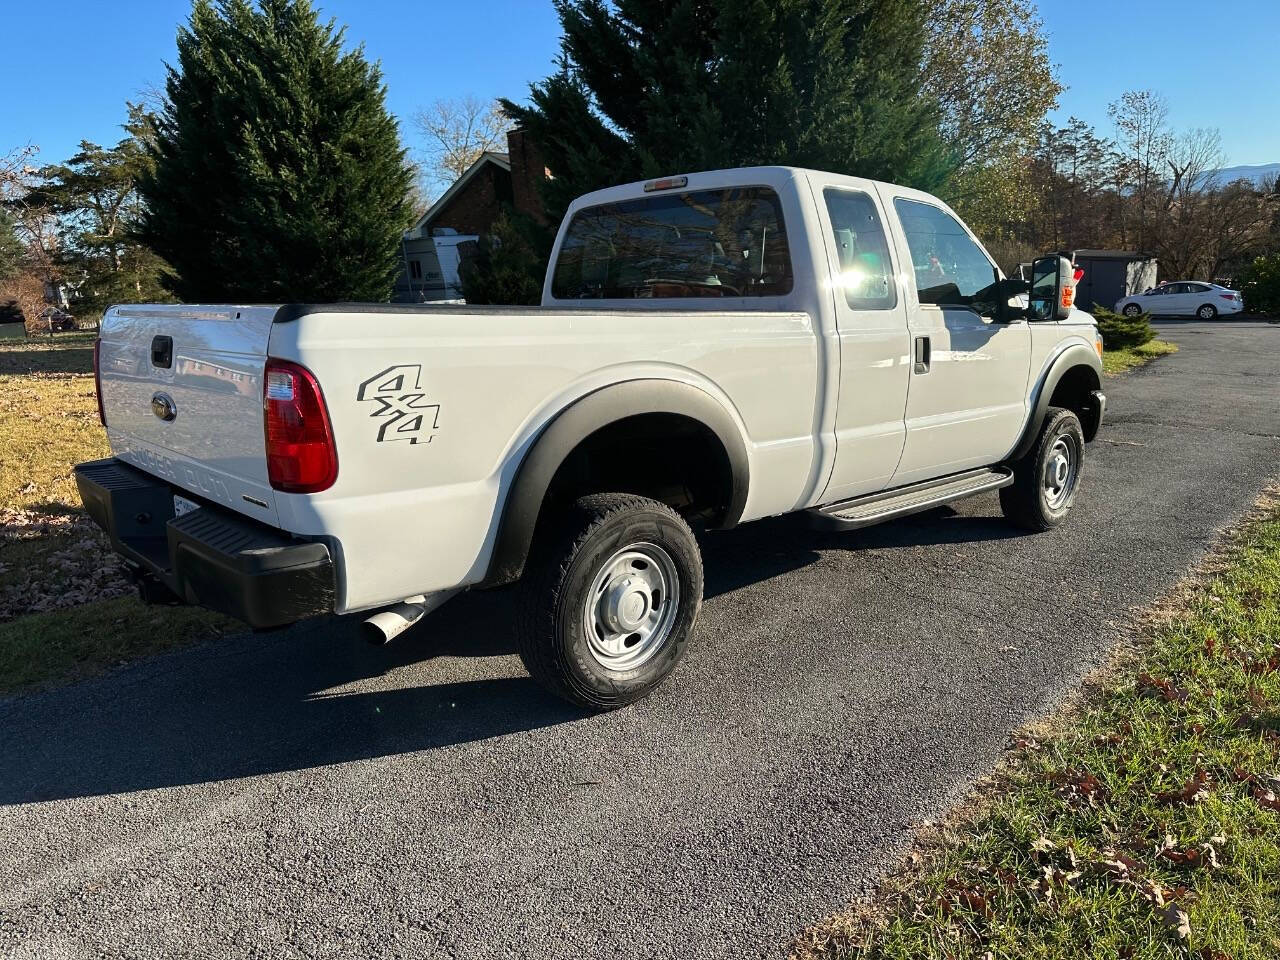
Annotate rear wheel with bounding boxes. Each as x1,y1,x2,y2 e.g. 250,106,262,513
1122,303,1142,318
1196,303,1218,320
517,493,703,710
1000,407,1085,531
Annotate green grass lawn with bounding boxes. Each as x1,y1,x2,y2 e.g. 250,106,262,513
0,333,230,695
1102,340,1179,375
795,497,1280,960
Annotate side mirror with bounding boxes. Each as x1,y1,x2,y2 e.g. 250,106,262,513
1028,255,1075,321
991,266,1029,322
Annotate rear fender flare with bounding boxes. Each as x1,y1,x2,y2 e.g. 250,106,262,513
480,379,750,587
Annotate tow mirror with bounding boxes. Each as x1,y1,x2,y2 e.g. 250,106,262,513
1029,254,1075,321
993,266,1029,322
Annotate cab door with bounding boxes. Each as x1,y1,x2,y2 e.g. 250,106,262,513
815,183,912,503
881,192,1031,486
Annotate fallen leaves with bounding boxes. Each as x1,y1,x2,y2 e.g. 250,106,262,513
1156,832,1222,871
1095,849,1138,881
1241,655,1280,676
1156,768,1213,806
935,878,996,921
1051,769,1109,809
1252,786,1280,811
0,512,133,621
1137,673,1190,703
1158,902,1192,940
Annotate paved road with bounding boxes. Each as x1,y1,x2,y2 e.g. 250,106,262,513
3,320,1279,959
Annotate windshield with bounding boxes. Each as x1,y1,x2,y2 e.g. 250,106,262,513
551,187,793,299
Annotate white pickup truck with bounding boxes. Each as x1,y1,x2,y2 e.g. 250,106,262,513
76,166,1105,709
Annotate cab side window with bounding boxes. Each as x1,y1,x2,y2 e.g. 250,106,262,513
823,188,896,310
892,198,998,314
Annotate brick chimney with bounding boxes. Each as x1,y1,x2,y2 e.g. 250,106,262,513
506,128,549,224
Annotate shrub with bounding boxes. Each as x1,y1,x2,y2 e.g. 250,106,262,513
459,211,550,306
1239,253,1280,316
1093,305,1155,350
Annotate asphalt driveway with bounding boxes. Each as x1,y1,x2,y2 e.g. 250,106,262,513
3,320,1278,959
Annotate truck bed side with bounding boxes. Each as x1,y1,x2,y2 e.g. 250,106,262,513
266,305,819,613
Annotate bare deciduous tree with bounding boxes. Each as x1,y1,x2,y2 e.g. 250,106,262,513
1,144,63,327
413,96,513,198
1164,127,1225,208
1108,89,1173,249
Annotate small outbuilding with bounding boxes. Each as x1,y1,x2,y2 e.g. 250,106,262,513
1071,250,1158,313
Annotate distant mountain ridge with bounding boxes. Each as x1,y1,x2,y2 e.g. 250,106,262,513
1207,162,1279,188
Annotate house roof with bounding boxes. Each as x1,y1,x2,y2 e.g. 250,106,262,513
411,151,510,235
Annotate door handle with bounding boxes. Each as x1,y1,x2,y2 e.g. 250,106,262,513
150,335,173,369
913,336,930,374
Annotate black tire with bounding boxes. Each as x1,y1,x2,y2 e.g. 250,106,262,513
1196,303,1218,320
1000,407,1086,532
1122,303,1142,317
516,493,703,710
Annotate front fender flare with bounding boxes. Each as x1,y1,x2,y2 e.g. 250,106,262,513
1008,342,1103,462
480,379,750,587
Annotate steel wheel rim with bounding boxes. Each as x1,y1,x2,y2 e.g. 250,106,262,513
582,542,680,671
1043,436,1078,510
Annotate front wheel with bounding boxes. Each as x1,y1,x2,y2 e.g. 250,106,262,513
1000,407,1085,531
517,493,704,710
1122,303,1142,318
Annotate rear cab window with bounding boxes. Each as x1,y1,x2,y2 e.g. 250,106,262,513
892,198,999,315
551,186,793,300
823,188,896,310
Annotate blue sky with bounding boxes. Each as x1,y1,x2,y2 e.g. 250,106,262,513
4,0,1277,171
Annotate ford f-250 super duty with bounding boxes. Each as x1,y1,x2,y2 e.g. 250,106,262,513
76,166,1105,710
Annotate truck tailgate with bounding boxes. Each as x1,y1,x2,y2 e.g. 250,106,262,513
97,304,281,526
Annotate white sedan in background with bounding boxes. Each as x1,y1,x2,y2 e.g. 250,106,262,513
1116,281,1244,320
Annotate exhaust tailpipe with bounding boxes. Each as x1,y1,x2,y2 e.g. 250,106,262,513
362,591,457,645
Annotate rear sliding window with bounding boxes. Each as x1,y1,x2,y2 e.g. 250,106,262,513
551,186,793,300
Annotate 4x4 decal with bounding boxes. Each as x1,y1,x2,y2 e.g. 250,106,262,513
357,365,440,444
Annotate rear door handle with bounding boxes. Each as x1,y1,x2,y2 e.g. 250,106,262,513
913,336,930,374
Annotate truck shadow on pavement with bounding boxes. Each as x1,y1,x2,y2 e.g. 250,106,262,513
0,505,1021,806
0,602,586,805
701,505,1024,598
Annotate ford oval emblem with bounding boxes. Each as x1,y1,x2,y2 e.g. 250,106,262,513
151,392,177,422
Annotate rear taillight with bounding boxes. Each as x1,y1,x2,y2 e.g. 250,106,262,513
1221,293,1236,300
263,358,337,493
93,338,107,427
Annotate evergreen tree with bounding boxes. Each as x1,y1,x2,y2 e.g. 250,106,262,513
503,0,951,225
140,0,413,302
0,210,21,284
458,211,551,305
